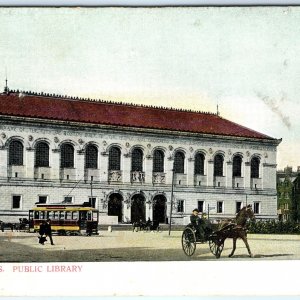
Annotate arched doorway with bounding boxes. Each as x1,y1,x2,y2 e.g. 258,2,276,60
131,194,146,223
108,193,123,222
153,195,167,223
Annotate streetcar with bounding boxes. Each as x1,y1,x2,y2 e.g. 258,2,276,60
29,202,99,235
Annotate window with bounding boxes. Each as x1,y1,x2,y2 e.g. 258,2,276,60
63,196,73,203
197,201,204,213
233,155,242,177
253,202,260,214
109,147,121,170
85,144,98,169
35,142,49,167
251,157,260,178
217,201,223,213
195,153,205,175
89,197,96,208
12,195,21,209
236,201,242,213
131,148,143,171
60,143,74,168
174,151,185,174
9,140,23,166
177,200,184,213
38,196,47,204
153,150,164,172
214,154,224,176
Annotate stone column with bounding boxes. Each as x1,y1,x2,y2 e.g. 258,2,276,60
51,149,60,181
166,157,174,185
123,154,131,184
244,162,251,189
25,147,35,179
76,150,85,181
187,158,195,187
226,161,233,188
145,155,153,185
100,152,109,183
0,147,8,178
207,159,214,187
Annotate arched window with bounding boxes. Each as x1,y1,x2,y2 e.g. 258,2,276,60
153,150,164,172
35,142,49,167
85,144,98,169
131,148,143,171
174,151,185,174
60,143,74,168
232,155,242,177
195,153,205,175
9,140,23,166
251,157,260,178
109,147,121,170
214,154,224,176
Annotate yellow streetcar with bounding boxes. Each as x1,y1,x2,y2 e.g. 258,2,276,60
29,203,99,235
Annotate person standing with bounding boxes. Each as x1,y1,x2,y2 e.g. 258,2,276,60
44,219,54,245
38,220,47,245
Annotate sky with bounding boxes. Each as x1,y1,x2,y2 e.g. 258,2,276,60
0,6,300,170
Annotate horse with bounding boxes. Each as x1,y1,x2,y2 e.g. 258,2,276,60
218,204,255,258
132,219,146,232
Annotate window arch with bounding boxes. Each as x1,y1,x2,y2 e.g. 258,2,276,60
9,140,23,166
85,144,98,169
131,148,143,171
35,141,49,167
251,157,260,178
232,155,242,177
153,149,164,172
109,147,121,170
214,154,224,176
60,143,74,168
174,151,185,174
195,152,205,175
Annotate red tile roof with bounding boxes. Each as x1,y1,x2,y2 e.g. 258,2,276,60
0,91,275,140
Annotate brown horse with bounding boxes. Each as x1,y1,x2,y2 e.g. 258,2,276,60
218,204,255,258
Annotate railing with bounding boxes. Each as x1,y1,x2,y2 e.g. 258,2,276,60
152,172,166,184
131,171,145,183
108,170,122,182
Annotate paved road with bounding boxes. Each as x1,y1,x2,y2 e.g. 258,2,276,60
0,230,299,262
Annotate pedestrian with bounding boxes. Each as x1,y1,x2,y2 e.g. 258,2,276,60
44,219,55,245
38,220,47,245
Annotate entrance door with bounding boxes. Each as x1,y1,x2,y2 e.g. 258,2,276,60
131,194,145,223
153,195,166,223
108,194,123,222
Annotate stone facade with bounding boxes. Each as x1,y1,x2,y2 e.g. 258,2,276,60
0,115,280,224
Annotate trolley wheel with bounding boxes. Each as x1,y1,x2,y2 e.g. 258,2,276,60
181,227,197,256
209,235,224,259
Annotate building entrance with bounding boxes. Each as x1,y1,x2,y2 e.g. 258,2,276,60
153,195,167,223
131,194,146,223
108,193,123,222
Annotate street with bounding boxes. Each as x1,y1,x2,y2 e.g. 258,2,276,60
0,230,299,262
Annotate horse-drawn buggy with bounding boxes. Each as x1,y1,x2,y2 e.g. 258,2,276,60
182,205,254,258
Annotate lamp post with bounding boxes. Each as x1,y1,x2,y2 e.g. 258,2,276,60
168,169,175,236
90,176,93,207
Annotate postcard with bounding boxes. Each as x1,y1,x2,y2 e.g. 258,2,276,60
0,5,299,297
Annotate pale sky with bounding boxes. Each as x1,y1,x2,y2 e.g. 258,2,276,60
0,7,299,170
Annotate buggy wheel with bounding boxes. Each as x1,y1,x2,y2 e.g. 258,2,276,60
209,236,224,259
181,227,196,256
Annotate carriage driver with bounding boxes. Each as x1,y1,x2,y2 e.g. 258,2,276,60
190,209,212,240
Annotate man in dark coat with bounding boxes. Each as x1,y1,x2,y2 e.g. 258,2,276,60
44,219,54,245
38,220,47,245
190,208,210,241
